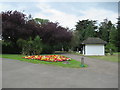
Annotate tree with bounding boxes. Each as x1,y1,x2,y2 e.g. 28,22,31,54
75,19,97,42
116,17,120,52
98,19,118,54
70,31,80,50
98,19,113,42
2,10,40,53
39,22,72,53
2,10,72,54
34,18,49,25
84,22,97,39
109,26,117,46
2,11,26,42
73,19,97,51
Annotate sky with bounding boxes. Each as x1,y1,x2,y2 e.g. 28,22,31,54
0,1,118,29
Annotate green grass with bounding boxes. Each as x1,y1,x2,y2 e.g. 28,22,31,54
55,51,84,56
57,51,119,62
87,53,119,62
1,54,87,68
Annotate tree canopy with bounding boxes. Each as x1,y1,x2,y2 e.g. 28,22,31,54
73,18,118,53
2,10,72,54
1,10,119,54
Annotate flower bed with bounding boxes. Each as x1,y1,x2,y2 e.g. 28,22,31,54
22,55,71,62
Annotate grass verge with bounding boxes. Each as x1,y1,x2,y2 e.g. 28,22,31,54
87,53,119,62
57,51,119,62
1,54,87,68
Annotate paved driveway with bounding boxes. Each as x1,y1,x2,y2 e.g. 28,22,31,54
2,54,118,88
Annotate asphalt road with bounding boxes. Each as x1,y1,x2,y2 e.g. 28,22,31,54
2,54,118,88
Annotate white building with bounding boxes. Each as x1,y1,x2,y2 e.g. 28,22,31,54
82,37,107,56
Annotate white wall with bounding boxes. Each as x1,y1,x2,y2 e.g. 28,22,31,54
85,44,105,55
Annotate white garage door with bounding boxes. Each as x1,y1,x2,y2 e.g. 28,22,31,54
85,44,105,55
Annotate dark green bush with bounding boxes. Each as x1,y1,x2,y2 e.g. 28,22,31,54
2,41,20,54
105,43,117,55
41,44,55,54
17,36,43,55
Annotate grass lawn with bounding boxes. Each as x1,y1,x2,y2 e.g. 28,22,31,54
87,53,119,62
56,51,119,62
1,54,87,68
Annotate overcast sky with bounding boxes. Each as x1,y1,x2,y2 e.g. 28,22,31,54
0,1,118,29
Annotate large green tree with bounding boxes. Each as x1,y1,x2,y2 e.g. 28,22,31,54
99,19,113,43
75,19,97,42
116,17,120,52
73,19,97,51
99,19,118,53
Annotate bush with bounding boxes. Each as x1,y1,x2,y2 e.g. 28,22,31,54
2,41,20,54
33,36,43,55
41,44,55,54
17,36,43,55
105,43,117,55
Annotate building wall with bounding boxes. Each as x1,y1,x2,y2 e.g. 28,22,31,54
85,44,105,55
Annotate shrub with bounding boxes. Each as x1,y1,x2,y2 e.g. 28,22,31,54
105,43,117,55
33,36,43,55
41,44,55,54
17,36,43,55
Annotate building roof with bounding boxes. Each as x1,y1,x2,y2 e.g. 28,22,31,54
82,37,107,44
